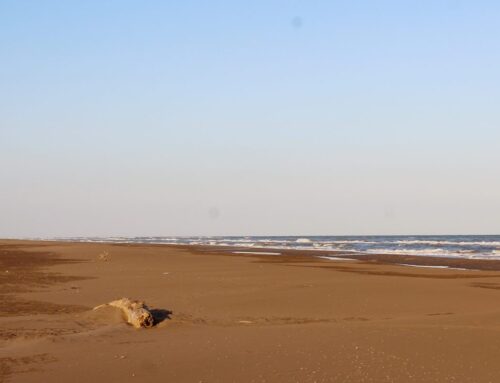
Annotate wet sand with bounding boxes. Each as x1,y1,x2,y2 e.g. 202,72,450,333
2,239,500,382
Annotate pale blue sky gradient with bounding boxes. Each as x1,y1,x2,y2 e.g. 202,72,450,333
1,1,499,236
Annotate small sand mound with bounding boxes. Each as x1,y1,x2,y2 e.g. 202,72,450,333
84,304,127,326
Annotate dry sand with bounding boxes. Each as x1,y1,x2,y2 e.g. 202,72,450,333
2,239,500,382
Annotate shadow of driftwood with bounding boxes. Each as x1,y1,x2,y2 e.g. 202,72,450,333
150,308,173,325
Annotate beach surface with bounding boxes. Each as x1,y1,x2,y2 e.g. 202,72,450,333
2,240,500,382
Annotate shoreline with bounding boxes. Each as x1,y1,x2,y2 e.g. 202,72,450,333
192,244,500,271
8,235,500,261
7,238,500,271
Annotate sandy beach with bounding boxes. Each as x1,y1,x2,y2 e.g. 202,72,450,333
2,239,500,382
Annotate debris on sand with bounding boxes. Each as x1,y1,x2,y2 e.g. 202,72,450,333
98,251,110,261
93,298,154,328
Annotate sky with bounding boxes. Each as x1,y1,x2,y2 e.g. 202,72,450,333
1,0,499,237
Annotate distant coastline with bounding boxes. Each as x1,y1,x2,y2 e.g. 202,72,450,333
32,235,500,260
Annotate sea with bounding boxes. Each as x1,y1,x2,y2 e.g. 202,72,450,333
50,235,500,260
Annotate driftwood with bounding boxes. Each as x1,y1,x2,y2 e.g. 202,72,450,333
93,298,154,328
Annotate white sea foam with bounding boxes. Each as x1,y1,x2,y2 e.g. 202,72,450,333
232,251,281,255
296,238,312,243
364,248,500,259
317,256,357,261
388,240,500,247
398,264,470,271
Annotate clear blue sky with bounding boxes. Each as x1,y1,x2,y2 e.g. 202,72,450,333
1,0,499,237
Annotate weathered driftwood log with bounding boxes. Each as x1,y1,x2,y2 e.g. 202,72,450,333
93,298,154,328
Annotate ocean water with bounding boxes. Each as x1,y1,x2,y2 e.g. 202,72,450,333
51,235,500,260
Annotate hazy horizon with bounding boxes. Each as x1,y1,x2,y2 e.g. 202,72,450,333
7,233,500,240
1,1,499,237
